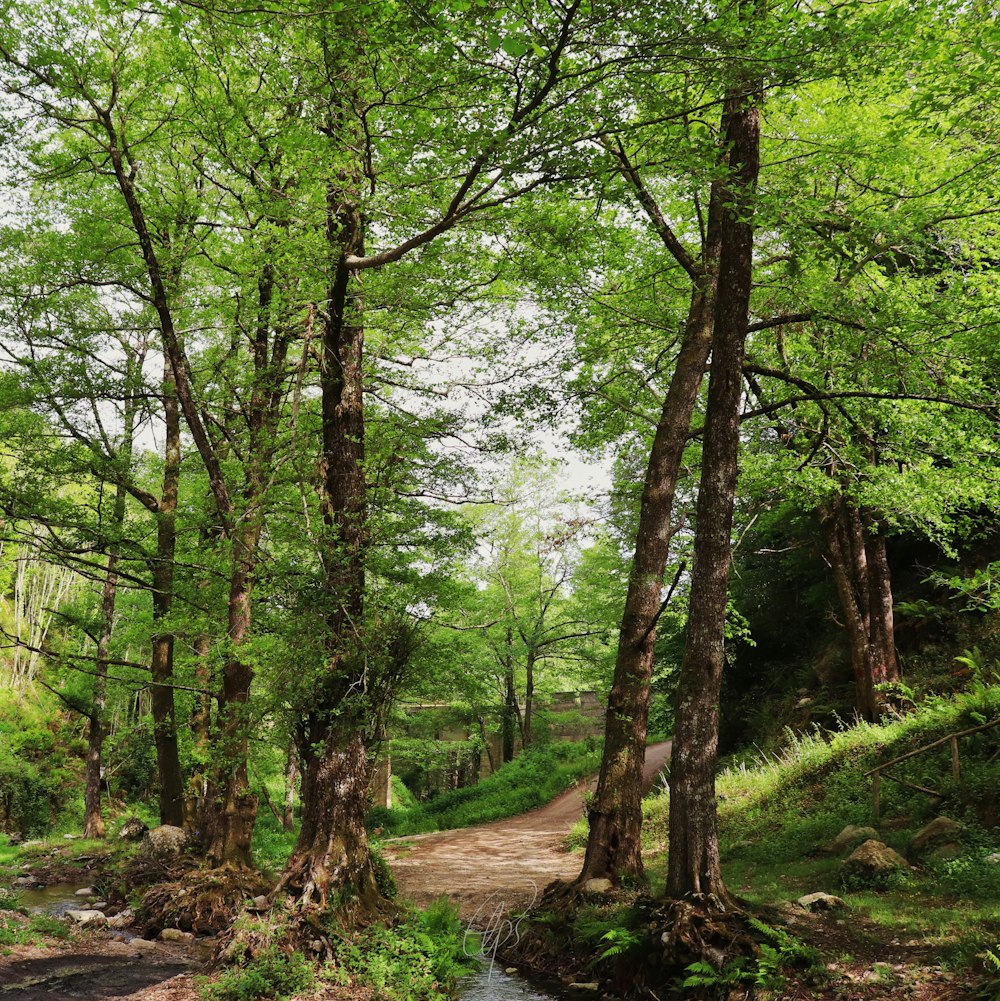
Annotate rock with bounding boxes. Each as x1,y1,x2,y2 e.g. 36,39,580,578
160,928,195,943
907,817,963,860
248,894,270,911
7,832,24,846
987,852,1000,864
796,892,848,912
140,825,188,861
12,875,35,887
63,833,80,840
108,908,135,929
583,878,614,894
65,909,108,928
505,967,518,975
927,843,963,862
75,887,97,896
841,839,909,888
91,901,108,910
823,825,880,856
118,817,149,842
569,983,600,991
129,937,160,953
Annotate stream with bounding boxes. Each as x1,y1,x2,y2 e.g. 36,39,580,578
5,884,576,1001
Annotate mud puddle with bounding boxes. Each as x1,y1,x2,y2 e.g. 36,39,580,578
0,953,190,999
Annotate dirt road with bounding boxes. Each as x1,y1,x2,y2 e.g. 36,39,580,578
384,741,672,920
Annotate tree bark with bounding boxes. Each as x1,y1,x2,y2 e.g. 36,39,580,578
524,650,536,748
503,626,518,763
276,190,382,911
820,498,899,720
84,545,119,840
150,351,185,827
666,80,761,906
578,159,725,886
283,747,298,832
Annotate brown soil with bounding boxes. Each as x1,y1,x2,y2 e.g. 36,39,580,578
384,741,673,920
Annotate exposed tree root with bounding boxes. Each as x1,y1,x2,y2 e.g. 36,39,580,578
138,865,271,936
503,884,767,999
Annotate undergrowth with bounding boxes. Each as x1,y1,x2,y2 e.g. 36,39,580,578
197,899,472,1001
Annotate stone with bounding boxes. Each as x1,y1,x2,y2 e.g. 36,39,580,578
248,895,270,910
91,901,108,910
796,892,848,912
583,878,614,894
841,839,909,887
7,832,24,846
63,833,80,840
505,967,518,975
987,852,1000,864
160,928,195,944
822,825,880,856
140,825,188,861
129,937,160,953
65,909,108,928
569,983,600,991
12,876,35,887
108,908,135,929
907,817,963,860
118,817,149,842
927,843,963,862
75,887,97,896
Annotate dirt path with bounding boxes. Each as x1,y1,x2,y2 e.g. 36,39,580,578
384,741,672,921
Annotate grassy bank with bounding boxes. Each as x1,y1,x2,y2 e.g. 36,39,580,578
368,738,601,837
551,685,1000,998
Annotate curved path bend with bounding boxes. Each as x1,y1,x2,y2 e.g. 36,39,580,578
384,741,672,920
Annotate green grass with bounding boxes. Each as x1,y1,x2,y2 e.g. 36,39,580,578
369,739,602,837
640,683,1000,980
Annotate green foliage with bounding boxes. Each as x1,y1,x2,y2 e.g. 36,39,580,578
596,925,642,962
199,947,314,1001
0,691,80,835
369,739,601,836
369,843,398,901
390,775,418,811
979,945,1000,1001
928,849,1000,902
326,901,473,1001
680,919,821,996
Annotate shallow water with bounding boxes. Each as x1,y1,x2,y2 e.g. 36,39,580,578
460,961,578,1001
14,883,94,916
13,883,577,1000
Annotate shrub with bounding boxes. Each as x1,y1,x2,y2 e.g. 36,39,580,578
199,947,314,1001
327,900,474,1001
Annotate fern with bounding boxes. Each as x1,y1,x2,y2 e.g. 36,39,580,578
597,927,640,961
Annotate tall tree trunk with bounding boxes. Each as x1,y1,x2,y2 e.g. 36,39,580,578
277,198,380,911
150,352,184,827
523,650,536,748
283,746,298,832
84,544,119,840
578,193,724,885
200,523,260,867
666,80,760,906
820,498,899,720
184,630,213,825
502,626,518,763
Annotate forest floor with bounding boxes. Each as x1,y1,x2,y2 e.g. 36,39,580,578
1,734,992,1000
384,740,673,920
